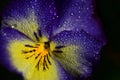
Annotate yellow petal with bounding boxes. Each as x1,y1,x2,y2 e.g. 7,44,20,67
53,45,82,75
3,11,39,42
28,57,59,80
7,39,60,80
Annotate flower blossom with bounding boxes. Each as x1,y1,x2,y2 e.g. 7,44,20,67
0,0,106,80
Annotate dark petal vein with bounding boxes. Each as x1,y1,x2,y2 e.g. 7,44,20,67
52,50,63,53
38,29,42,37
35,53,41,59
55,45,66,49
24,44,35,48
36,56,42,70
26,53,35,59
34,32,39,41
44,56,49,69
47,55,51,65
22,49,36,54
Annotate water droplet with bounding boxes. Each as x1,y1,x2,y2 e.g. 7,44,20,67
54,12,56,16
52,2,54,5
70,12,74,16
42,19,45,22
63,24,66,27
52,17,55,20
11,25,15,28
72,4,74,7
78,16,81,19
3,33,6,36
81,0,85,2
31,5,34,9
78,7,81,9
64,21,67,24
50,10,53,14
96,52,99,54
49,5,51,8
86,7,89,10
35,0,37,2
75,2,79,6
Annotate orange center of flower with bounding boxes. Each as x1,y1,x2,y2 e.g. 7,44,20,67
35,43,50,63
23,42,51,70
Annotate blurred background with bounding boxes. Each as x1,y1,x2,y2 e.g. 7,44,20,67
0,0,120,80
92,0,120,80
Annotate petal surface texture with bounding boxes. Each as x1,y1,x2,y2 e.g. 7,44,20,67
0,27,60,80
54,0,105,43
2,0,58,39
52,30,103,79
0,0,106,80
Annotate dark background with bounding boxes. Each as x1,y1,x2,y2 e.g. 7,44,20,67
92,0,120,80
0,0,120,80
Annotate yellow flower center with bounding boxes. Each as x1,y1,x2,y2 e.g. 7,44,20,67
22,33,64,71
35,42,50,63
23,41,52,70
36,43,49,56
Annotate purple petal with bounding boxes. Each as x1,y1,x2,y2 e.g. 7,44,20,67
2,0,58,37
0,27,33,71
2,0,35,19
52,30,104,79
57,62,82,80
53,0,106,43
0,27,33,42
36,0,58,37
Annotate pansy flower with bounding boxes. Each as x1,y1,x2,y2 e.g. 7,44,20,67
0,0,106,80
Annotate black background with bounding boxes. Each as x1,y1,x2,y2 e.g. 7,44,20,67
92,0,120,80
0,0,120,80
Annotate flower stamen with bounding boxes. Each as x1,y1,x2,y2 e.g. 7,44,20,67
23,42,52,71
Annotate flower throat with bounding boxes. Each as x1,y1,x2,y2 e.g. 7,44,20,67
22,31,52,71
